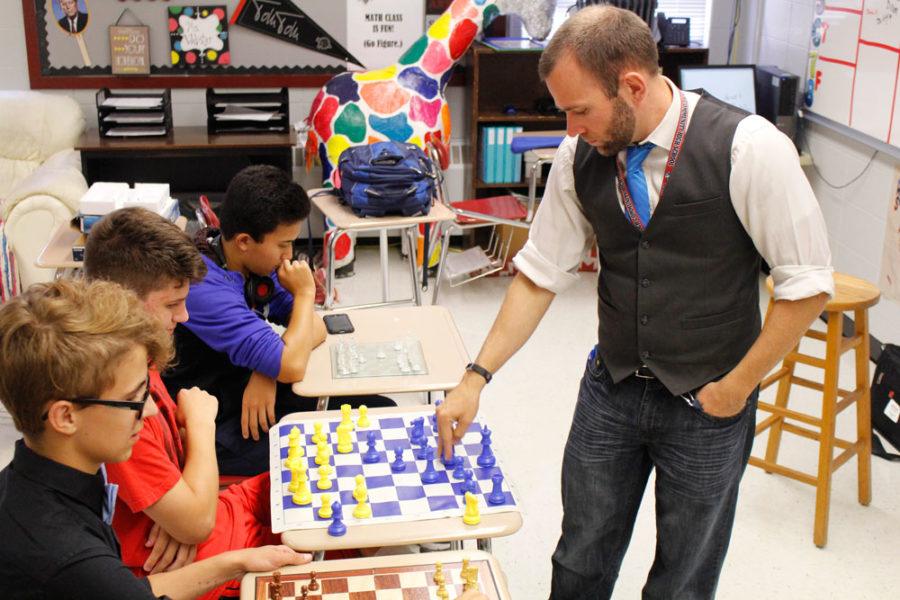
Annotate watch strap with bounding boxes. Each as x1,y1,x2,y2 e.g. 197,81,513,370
465,362,493,384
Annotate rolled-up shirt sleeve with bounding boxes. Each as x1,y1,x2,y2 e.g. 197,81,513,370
512,136,596,294
729,115,834,301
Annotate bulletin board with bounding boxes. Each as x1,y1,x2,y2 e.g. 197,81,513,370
24,0,431,89
804,0,900,148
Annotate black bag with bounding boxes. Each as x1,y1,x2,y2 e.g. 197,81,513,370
871,343,900,461
337,141,435,218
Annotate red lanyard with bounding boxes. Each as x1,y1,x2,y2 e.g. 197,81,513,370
615,89,688,229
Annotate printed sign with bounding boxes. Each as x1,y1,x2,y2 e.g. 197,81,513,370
168,5,230,67
346,0,424,69
109,25,150,75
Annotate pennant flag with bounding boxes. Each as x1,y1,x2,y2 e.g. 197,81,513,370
231,0,363,67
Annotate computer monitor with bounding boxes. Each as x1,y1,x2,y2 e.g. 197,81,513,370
678,65,757,114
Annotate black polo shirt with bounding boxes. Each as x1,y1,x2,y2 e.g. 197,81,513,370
0,440,162,599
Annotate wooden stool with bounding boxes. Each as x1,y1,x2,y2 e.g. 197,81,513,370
749,273,880,547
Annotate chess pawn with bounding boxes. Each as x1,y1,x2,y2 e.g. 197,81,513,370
317,494,332,519
311,421,325,444
315,439,331,465
336,422,353,454
327,500,347,536
463,491,481,525
352,487,372,519
307,571,319,591
288,466,306,493
340,403,355,430
316,465,333,490
352,474,367,502
357,404,370,428
288,425,301,442
291,476,312,506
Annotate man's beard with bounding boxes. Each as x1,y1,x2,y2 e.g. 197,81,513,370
596,96,636,157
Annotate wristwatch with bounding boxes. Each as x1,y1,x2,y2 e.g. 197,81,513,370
465,362,493,384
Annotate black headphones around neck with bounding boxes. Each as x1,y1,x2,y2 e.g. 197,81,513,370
207,234,276,312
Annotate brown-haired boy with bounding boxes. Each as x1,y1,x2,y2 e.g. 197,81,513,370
0,280,309,599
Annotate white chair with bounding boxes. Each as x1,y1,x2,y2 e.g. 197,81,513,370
0,91,87,295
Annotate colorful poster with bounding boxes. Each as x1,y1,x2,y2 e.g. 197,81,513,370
230,0,362,67
168,6,230,67
879,168,900,302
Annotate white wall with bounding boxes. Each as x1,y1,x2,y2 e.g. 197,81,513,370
724,0,899,343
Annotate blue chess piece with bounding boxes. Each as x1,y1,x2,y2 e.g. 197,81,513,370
441,445,456,468
452,457,466,480
421,447,438,483
362,431,380,464
390,447,406,472
462,469,477,494
488,472,506,505
327,501,346,537
415,439,429,460
477,426,496,468
410,417,426,446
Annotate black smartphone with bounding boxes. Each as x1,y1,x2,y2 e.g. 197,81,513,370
323,313,354,334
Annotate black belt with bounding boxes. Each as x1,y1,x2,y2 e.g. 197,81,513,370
634,365,656,379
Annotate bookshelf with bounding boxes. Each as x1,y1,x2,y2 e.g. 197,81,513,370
466,43,563,199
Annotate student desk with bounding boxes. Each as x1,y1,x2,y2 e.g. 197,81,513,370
293,305,469,410
277,406,522,555
310,190,455,309
240,550,513,599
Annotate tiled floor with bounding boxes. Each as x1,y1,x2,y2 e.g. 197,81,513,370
3,243,897,598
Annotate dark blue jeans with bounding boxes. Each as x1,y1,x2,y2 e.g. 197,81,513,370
550,351,757,599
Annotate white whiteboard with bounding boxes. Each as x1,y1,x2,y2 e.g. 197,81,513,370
804,0,900,148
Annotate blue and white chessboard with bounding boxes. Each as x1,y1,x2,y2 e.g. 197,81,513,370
269,410,518,534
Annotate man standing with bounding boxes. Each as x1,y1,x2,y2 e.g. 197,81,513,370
437,6,832,599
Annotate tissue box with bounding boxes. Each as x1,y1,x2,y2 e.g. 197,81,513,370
79,182,130,216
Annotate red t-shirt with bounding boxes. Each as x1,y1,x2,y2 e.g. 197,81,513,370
106,370,280,599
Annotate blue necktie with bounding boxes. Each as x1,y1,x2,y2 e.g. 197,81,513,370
625,143,655,228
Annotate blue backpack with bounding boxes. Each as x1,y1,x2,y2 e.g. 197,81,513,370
337,141,436,217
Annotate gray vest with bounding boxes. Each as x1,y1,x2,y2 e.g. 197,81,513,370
573,93,761,396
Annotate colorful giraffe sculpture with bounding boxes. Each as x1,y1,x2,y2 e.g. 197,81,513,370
305,0,556,188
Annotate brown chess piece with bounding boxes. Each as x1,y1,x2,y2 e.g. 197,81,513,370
269,571,283,600
308,570,319,591
300,584,309,599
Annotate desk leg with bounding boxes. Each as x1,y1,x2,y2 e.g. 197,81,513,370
325,230,341,309
404,227,422,305
477,538,492,553
316,396,330,411
432,226,453,305
379,229,389,303
449,540,462,551
312,550,325,562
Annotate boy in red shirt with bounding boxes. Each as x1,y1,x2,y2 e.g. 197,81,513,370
84,208,316,598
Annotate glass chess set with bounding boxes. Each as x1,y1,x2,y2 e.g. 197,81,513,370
329,337,428,379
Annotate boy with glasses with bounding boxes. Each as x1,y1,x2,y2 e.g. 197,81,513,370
0,280,309,599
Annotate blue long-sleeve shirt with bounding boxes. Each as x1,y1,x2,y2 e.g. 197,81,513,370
182,255,292,379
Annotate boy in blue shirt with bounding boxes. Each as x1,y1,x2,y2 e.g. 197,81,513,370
163,165,393,475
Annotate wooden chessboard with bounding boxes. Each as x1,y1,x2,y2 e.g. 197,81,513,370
240,550,512,600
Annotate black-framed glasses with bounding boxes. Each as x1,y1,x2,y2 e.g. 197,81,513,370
41,376,151,422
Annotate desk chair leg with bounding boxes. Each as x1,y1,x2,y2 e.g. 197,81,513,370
764,344,799,470
325,230,341,309
379,229,390,303
814,311,842,548
316,396,330,412
854,308,872,506
404,227,422,305
432,227,453,305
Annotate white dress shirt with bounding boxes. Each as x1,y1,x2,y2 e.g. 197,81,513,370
513,78,834,301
